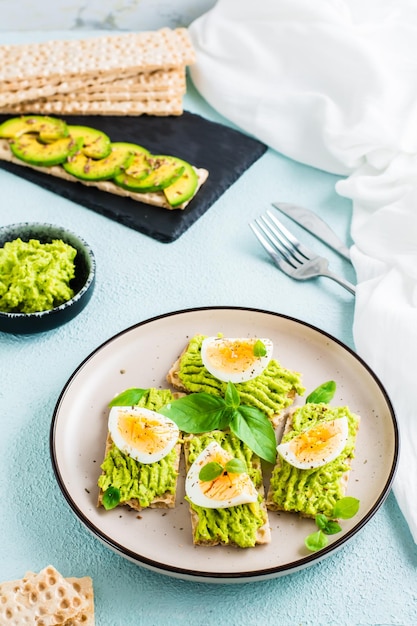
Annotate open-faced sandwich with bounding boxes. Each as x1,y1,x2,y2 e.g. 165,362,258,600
267,401,360,518
167,334,305,428
183,430,271,548
0,115,208,210
97,387,182,512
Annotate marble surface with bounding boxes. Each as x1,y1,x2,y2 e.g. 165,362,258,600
0,27,416,626
0,0,216,31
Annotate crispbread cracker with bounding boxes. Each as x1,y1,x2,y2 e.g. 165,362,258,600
0,28,195,87
0,565,93,625
0,138,209,210
183,432,271,547
64,577,95,625
0,68,187,108
34,88,184,103
0,94,185,116
84,68,186,93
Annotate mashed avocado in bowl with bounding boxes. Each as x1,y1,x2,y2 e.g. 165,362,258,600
0,222,95,333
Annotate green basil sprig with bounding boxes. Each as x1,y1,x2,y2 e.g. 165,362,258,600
304,496,360,552
108,388,148,407
305,380,336,405
199,457,247,482
160,382,277,464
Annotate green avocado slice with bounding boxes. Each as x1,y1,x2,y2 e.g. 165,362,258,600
113,149,158,191
63,141,134,181
67,125,112,159
10,133,82,166
118,154,185,193
163,159,199,207
0,115,68,142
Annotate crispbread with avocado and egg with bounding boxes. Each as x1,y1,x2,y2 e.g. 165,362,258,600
97,387,182,512
267,403,360,518
183,430,271,547
167,334,305,428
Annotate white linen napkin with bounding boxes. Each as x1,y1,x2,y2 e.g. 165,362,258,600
189,0,417,542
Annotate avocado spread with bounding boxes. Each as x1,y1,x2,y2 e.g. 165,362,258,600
178,334,305,418
0,237,76,313
269,404,360,518
98,388,179,508
185,430,266,548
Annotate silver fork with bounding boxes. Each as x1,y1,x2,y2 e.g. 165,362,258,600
249,210,356,295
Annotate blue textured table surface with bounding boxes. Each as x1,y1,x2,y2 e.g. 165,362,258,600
1,31,416,626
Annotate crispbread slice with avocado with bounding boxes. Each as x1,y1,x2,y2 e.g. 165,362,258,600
0,137,208,210
166,334,305,428
266,403,360,518
183,430,271,548
97,388,182,512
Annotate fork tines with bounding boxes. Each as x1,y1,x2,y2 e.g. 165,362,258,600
249,209,356,295
250,210,310,268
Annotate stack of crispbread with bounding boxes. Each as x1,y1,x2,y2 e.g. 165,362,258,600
0,28,195,116
0,565,95,625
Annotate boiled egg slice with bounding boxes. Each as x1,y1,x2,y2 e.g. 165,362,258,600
108,406,179,464
277,416,349,470
201,336,273,383
185,441,258,509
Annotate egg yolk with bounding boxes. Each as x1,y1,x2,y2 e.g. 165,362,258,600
289,422,345,462
204,339,258,374
199,472,252,501
117,414,174,455
198,450,255,502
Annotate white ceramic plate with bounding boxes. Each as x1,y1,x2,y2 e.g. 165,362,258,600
50,307,398,583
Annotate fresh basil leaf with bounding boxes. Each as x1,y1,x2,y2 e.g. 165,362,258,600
315,514,329,531
305,530,328,552
229,405,277,464
225,458,247,475
305,380,336,405
108,388,148,407
224,381,240,410
199,462,223,482
159,393,231,433
102,486,120,510
333,496,360,519
322,520,342,535
253,339,267,357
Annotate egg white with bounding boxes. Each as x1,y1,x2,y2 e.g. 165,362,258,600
201,336,273,383
277,416,349,470
108,406,179,464
185,441,258,509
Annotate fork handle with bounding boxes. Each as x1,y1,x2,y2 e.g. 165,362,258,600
322,270,356,295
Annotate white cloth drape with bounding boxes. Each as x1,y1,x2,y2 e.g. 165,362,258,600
188,0,417,543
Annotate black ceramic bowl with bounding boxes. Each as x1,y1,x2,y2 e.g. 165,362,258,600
0,222,96,334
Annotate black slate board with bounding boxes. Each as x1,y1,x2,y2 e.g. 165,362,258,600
0,112,267,243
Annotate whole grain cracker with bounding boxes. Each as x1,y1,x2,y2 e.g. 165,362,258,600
0,67,186,107
0,94,185,116
64,577,95,626
22,87,184,104
0,28,195,85
0,565,91,625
